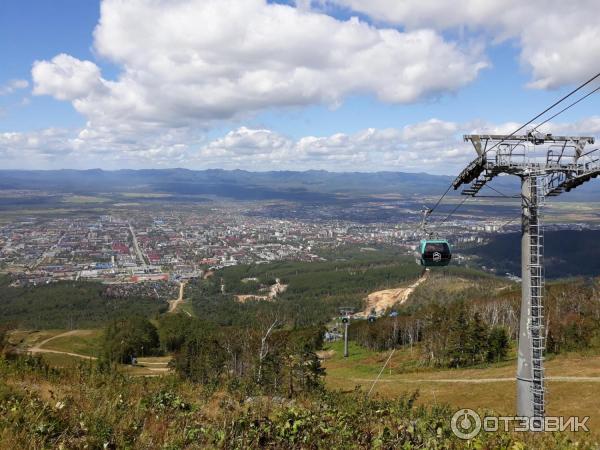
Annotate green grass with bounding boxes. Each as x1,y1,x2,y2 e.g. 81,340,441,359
322,341,600,435
7,329,65,350
41,330,103,357
178,302,195,317
0,355,545,449
39,352,96,369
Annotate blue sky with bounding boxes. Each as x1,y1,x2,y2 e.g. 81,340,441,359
0,1,99,131
0,0,598,173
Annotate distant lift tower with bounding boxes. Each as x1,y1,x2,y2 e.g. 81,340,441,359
453,132,596,425
339,307,354,358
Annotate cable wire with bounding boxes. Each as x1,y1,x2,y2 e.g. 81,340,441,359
438,196,469,225
367,347,396,397
484,184,512,198
424,71,600,225
530,85,600,134
496,216,519,232
476,72,600,161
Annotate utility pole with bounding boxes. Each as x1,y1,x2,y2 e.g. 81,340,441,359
339,307,354,358
454,132,596,426
343,320,349,358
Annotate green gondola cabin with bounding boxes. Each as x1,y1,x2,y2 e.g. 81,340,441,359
418,239,452,267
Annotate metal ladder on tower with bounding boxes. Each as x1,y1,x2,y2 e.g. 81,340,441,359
529,174,546,419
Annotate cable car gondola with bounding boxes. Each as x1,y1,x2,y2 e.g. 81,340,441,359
415,207,452,267
418,239,452,267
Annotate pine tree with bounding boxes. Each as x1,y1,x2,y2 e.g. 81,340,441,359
466,312,489,365
487,326,510,362
447,305,470,368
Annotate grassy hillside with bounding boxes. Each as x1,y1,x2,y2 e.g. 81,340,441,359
38,330,103,357
0,354,595,449
3,255,600,447
322,341,600,435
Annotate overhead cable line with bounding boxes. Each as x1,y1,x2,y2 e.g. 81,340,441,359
437,184,516,227
530,85,600,134
367,347,396,397
438,196,469,225
424,71,600,224
473,72,600,162
484,184,513,198
496,215,519,232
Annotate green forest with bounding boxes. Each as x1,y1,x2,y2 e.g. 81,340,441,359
0,276,167,329
188,247,422,327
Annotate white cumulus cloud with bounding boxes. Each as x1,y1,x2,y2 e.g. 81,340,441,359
31,0,486,130
320,0,600,89
32,54,105,101
196,120,474,173
194,117,600,173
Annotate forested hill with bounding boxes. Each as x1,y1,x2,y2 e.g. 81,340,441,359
0,248,424,329
464,229,600,278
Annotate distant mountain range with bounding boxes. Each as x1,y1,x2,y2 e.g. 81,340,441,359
1,168,599,202
0,169,456,200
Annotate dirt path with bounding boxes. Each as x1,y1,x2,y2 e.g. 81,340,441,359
356,273,427,317
167,281,189,314
28,332,174,371
348,376,600,384
29,330,97,360
30,348,97,360
137,357,171,372
236,279,288,303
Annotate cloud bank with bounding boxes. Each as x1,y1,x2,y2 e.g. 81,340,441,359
320,0,600,89
3,118,599,173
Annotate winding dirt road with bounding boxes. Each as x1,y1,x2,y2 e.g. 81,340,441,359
349,376,600,384
29,330,97,360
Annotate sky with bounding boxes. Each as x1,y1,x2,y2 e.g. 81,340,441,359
0,0,599,175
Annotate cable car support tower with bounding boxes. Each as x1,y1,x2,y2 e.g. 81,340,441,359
453,132,596,424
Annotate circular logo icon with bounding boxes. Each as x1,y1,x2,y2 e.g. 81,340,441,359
433,251,442,262
451,409,481,440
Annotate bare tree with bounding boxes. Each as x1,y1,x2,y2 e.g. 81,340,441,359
257,318,278,384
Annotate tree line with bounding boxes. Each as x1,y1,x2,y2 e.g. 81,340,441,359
349,272,600,368
101,313,325,398
350,301,510,368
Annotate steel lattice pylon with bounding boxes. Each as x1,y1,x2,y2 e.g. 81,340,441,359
521,173,545,423
453,132,596,426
